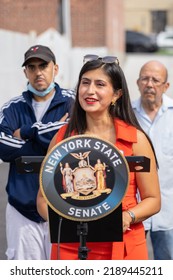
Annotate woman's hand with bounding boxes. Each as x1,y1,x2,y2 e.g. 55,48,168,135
122,211,132,232
36,188,48,221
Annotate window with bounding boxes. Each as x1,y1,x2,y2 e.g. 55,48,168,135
152,11,167,34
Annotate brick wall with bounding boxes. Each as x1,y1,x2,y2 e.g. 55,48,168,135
0,0,124,51
0,0,59,34
70,0,105,47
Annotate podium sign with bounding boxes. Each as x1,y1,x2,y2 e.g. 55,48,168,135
40,135,129,222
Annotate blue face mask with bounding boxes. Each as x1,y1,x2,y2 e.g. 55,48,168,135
27,82,55,97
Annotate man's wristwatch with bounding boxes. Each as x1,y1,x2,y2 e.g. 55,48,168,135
127,210,135,224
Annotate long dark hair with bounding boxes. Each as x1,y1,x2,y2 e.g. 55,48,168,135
64,59,158,166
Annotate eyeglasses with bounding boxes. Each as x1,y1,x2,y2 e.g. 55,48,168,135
138,76,166,86
83,54,119,65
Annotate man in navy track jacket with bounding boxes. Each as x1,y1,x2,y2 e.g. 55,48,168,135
0,45,75,259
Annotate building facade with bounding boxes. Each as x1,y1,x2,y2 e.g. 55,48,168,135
124,0,173,34
0,0,124,54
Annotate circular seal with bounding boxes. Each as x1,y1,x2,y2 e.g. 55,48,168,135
40,135,129,222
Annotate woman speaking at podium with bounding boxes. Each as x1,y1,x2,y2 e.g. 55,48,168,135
37,55,160,260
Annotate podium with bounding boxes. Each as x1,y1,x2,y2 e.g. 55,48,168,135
16,156,150,256
16,136,150,259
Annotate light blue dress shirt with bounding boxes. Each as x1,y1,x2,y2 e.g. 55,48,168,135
132,95,173,231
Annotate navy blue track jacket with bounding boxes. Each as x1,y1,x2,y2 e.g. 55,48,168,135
0,83,75,222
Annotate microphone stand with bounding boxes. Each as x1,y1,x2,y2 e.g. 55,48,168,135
77,222,90,260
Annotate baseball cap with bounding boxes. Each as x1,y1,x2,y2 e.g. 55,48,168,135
22,45,56,66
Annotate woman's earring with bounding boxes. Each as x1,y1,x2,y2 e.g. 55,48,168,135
111,100,116,106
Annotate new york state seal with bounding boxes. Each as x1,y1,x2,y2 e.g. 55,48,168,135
40,135,129,222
